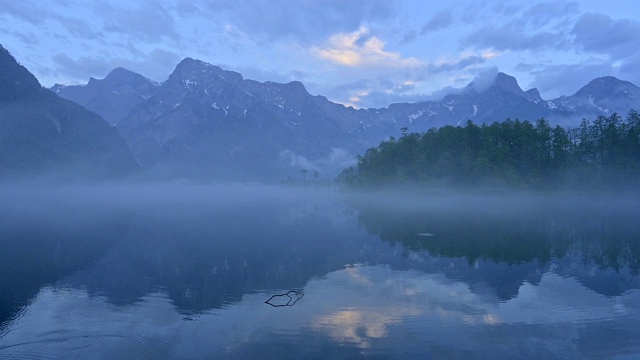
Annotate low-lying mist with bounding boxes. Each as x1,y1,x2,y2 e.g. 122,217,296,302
2,180,639,324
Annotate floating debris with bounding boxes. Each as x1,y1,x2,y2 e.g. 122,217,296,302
417,233,434,237
265,290,304,307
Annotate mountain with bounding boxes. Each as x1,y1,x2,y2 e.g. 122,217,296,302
116,58,353,180
0,45,138,180
546,76,640,122
52,67,160,126
336,73,639,137
51,58,640,181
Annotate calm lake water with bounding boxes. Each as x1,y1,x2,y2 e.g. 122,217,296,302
1,184,639,359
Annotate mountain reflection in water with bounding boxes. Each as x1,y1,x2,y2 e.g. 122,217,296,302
1,185,639,359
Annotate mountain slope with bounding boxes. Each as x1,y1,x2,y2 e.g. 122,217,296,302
547,76,640,121
52,67,160,126
0,45,138,179
51,59,640,180
116,58,352,179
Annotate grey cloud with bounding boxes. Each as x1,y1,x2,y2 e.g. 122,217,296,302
217,65,300,84
0,0,99,39
52,49,181,84
461,1,577,52
328,76,428,109
619,52,640,85
462,23,568,51
199,0,398,43
52,53,114,79
523,1,579,27
0,0,48,25
330,79,372,93
426,55,487,73
95,0,178,42
315,54,491,108
529,62,615,99
279,148,356,176
399,30,417,45
461,1,520,24
468,67,499,92
0,28,39,45
356,90,430,109
572,13,640,59
514,63,535,72
417,66,498,101
420,10,453,35
175,0,201,14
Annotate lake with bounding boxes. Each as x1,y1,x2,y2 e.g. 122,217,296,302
1,184,639,359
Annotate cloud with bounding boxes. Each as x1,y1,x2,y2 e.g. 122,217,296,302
462,24,568,52
420,10,453,34
522,1,579,26
95,0,178,42
279,148,357,176
461,1,577,52
426,51,497,73
528,62,615,98
0,0,100,39
317,49,499,108
320,75,423,109
0,28,39,45
198,0,397,44
572,13,640,60
467,67,499,92
312,27,422,67
619,52,640,83
51,49,181,84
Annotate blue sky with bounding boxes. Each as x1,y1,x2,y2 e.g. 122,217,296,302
1,0,639,108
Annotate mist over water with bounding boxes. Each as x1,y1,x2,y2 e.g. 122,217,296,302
1,182,639,359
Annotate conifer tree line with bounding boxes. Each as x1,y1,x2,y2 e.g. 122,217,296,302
339,110,640,189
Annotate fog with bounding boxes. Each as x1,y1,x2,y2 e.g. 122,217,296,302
2,180,639,358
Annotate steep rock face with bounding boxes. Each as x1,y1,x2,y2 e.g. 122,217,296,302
52,67,160,126
117,58,351,179
0,45,138,179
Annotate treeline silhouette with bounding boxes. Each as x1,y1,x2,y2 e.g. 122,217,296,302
339,110,640,189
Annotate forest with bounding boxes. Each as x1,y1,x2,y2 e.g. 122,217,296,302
339,110,640,189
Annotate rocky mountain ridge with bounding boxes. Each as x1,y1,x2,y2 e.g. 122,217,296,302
51,57,640,180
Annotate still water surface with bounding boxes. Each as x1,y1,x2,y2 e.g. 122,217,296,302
1,184,639,359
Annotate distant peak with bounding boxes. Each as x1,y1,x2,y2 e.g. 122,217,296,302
581,76,632,89
108,67,137,76
574,75,639,97
493,72,523,95
103,67,152,85
286,80,308,93
176,57,218,70
51,83,66,92
523,88,543,102
172,57,243,83
463,70,527,98
591,76,622,83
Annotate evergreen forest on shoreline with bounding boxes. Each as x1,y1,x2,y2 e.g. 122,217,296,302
338,110,640,190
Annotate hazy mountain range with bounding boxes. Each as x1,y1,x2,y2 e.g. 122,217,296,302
0,45,137,181
52,57,640,180
2,42,639,181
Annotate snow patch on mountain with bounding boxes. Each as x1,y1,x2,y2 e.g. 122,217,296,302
183,79,197,91
408,110,424,123
588,95,609,114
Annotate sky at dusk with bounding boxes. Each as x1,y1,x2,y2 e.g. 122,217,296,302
1,0,639,109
